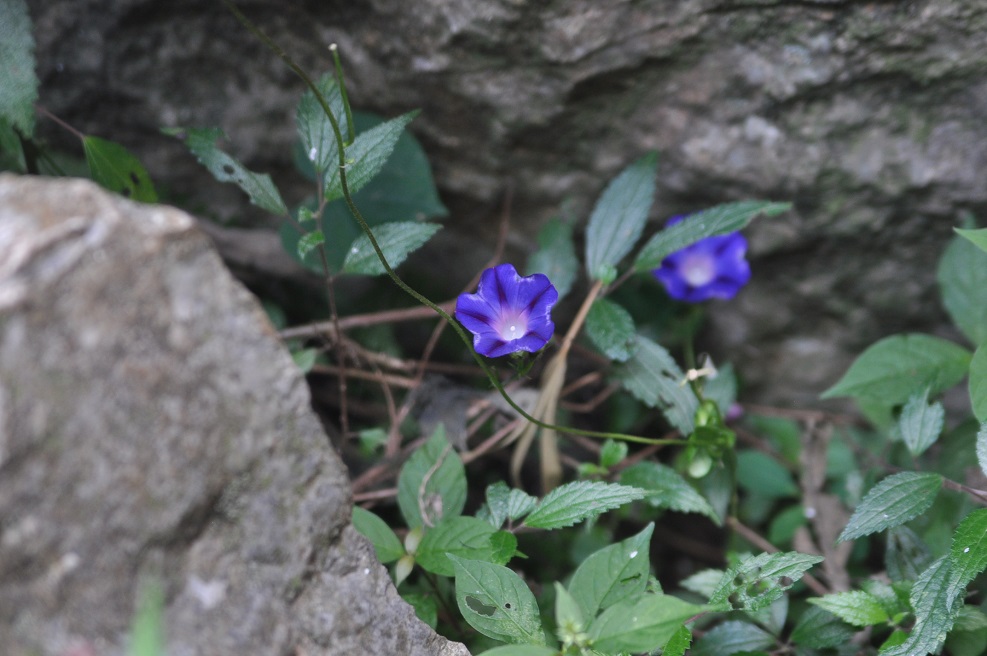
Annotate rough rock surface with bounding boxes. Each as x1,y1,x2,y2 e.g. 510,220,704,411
25,0,987,405
0,174,468,656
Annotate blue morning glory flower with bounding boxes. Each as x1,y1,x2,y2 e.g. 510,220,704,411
455,263,558,358
652,215,751,303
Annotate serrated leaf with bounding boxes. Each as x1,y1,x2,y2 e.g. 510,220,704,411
619,461,720,524
567,523,654,620
522,481,647,530
599,439,628,469
950,509,987,586
736,450,799,499
82,136,158,203
612,335,697,435
296,72,347,176
633,200,790,271
528,218,578,301
971,345,987,423
585,298,637,362
416,516,516,576
585,152,658,280
449,555,545,645
483,482,538,528
397,425,466,529
897,388,945,457
351,506,404,563
0,0,37,137
838,472,942,542
475,646,557,656
821,334,971,406
163,127,287,215
809,591,891,627
791,605,856,649
661,625,693,656
342,221,440,275
977,424,987,480
709,551,824,612
938,233,987,346
880,556,964,656
691,620,774,656
296,230,325,260
886,526,933,583
588,593,703,653
955,227,987,254
324,110,418,202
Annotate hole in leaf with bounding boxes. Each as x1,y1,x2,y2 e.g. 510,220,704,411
504,602,512,610
222,164,235,175
129,172,141,186
778,576,793,587
465,596,496,617
121,187,132,197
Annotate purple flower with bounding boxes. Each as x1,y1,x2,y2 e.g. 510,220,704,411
652,215,751,303
455,263,558,358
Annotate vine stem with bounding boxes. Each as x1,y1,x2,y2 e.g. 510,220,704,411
220,0,674,446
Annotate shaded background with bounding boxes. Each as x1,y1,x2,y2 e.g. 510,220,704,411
27,0,987,408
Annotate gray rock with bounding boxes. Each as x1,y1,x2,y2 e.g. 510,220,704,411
0,174,468,656
24,0,987,405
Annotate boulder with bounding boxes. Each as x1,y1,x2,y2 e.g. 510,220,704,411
0,174,468,656
25,0,987,404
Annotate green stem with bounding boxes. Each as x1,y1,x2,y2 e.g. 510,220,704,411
221,0,676,446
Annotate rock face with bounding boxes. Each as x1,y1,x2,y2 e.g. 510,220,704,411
0,175,467,656
25,0,987,404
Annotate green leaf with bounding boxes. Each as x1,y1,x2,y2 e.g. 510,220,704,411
528,218,578,301
396,425,466,529
342,221,441,275
567,523,654,620
163,127,287,215
971,345,987,423
416,517,517,576
612,335,698,435
82,136,158,203
821,334,972,406
290,347,318,373
619,461,720,524
402,592,438,629
585,298,637,362
475,646,557,656
977,424,987,480
808,591,891,627
736,451,799,499
522,481,647,530
881,556,964,656
955,227,987,254
791,605,856,649
599,439,627,469
938,232,987,346
449,555,545,646
588,593,703,653
703,362,738,419
129,580,164,656
633,200,791,271
838,472,943,542
324,110,418,202
295,72,348,176
296,230,325,260
483,482,538,528
0,118,26,171
661,625,693,656
950,509,987,586
897,388,944,457
0,0,37,137
680,568,725,599
351,506,404,563
691,620,774,656
709,551,824,612
585,152,658,280
554,582,584,633
886,526,933,583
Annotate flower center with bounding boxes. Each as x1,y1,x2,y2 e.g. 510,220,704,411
680,253,716,287
496,311,529,341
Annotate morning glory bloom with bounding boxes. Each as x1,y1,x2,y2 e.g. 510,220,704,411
455,263,558,358
652,215,751,303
